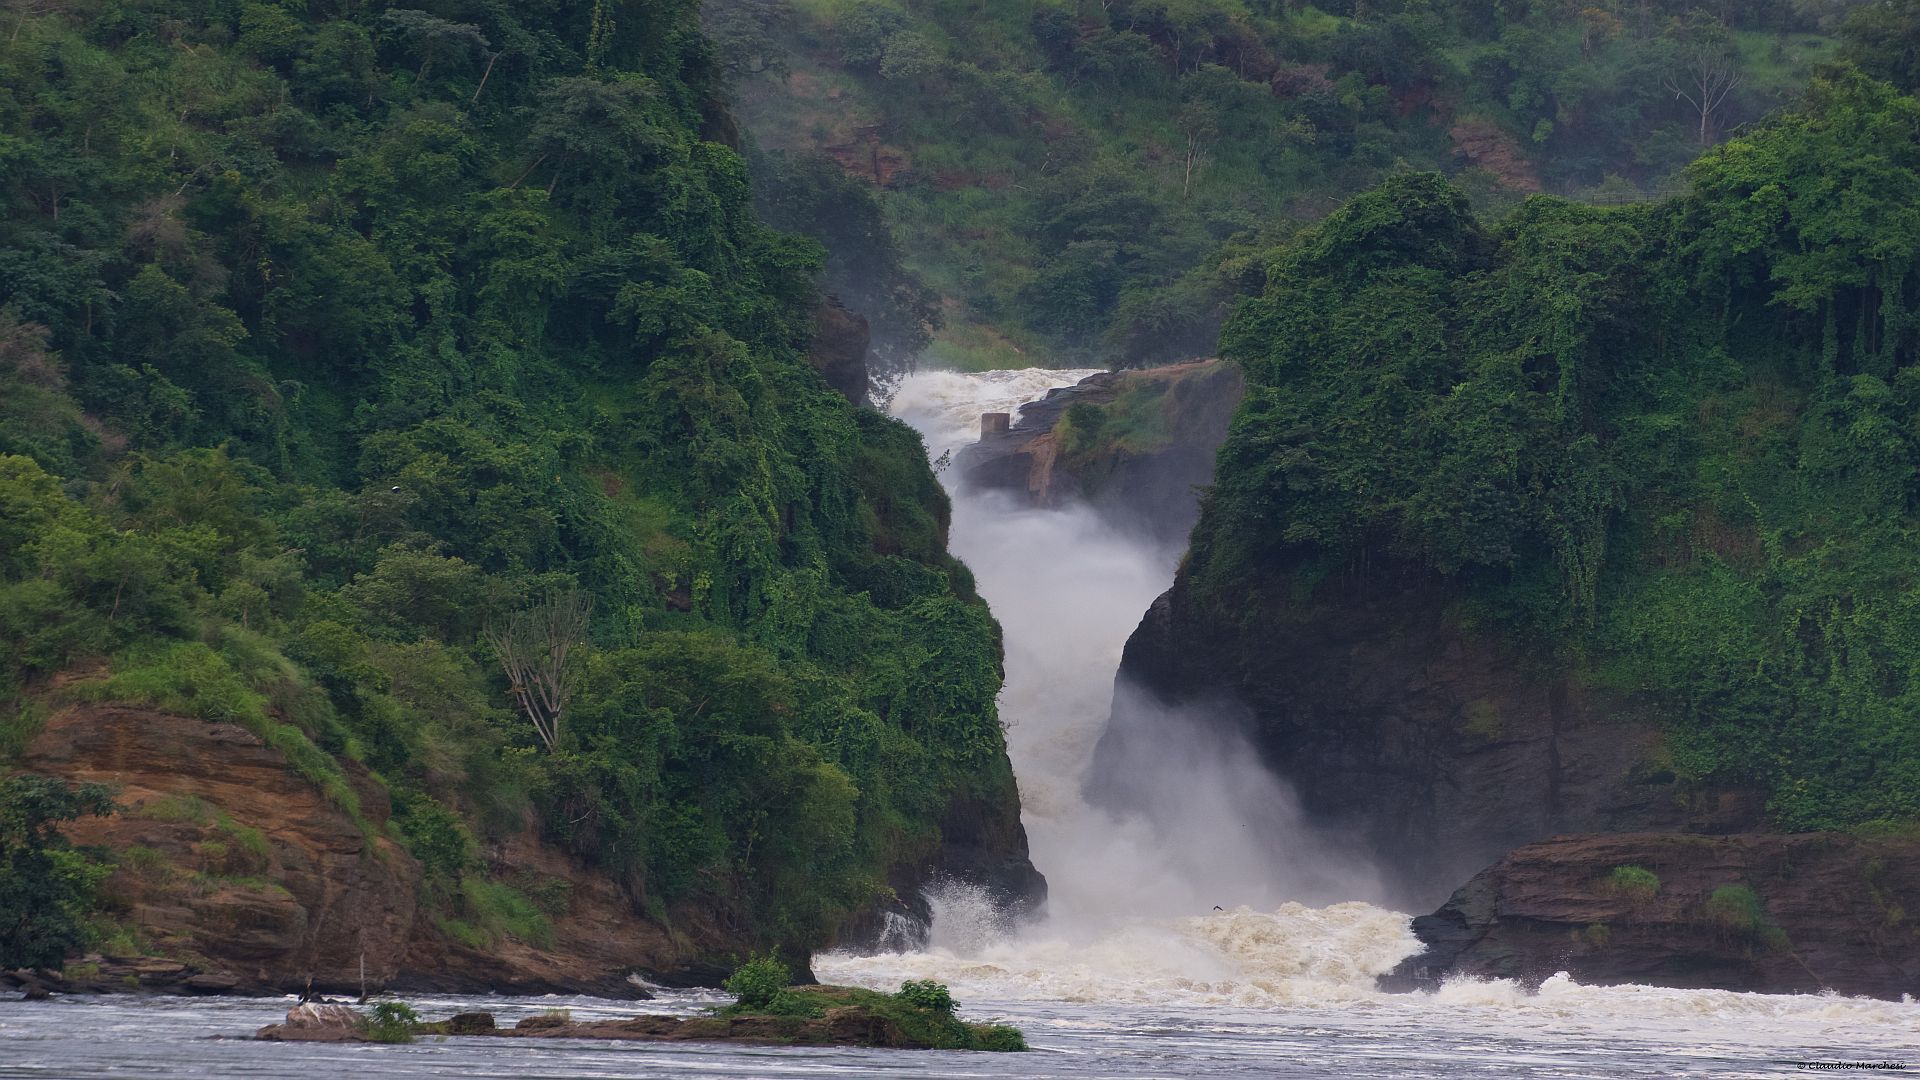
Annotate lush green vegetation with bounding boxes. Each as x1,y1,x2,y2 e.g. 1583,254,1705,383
1201,67,1920,832
716,0,1859,369
367,1000,423,1044
0,776,116,970
1606,865,1662,901
0,0,1017,959
721,952,808,1013
717,957,1025,1051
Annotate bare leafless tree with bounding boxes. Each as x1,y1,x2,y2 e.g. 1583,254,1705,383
1664,22,1740,146
485,590,590,752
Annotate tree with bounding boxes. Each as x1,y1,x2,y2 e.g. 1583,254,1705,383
0,775,115,971
485,590,591,752
703,0,796,80
379,9,489,83
1664,16,1742,146
1840,0,1920,91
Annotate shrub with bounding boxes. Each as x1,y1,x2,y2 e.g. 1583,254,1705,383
1605,865,1661,902
723,953,791,1011
367,1000,420,1043
972,1024,1027,1051
895,979,955,1014
1704,884,1766,933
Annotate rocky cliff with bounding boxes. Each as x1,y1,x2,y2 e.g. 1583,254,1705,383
807,297,873,407
1095,558,1764,911
958,361,1245,548
7,704,742,996
1382,832,1920,1000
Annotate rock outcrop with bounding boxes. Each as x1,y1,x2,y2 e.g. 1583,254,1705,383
958,360,1245,548
808,297,872,406
18,704,421,994
256,1003,370,1042
1095,560,1764,910
1383,832,1920,1000
8,704,730,996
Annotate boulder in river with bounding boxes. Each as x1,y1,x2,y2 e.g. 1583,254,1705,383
257,1003,368,1042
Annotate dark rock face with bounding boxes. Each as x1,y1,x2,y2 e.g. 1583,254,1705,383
15,705,733,996
808,297,871,406
835,785,1046,953
958,361,1245,549
1096,562,1763,910
1382,832,1920,1000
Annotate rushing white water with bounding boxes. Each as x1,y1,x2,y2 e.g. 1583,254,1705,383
886,365,1385,922
811,366,1920,1073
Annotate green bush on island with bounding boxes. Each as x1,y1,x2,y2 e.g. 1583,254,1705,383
367,1000,421,1044
723,954,812,1016
893,978,956,1015
716,961,1023,1051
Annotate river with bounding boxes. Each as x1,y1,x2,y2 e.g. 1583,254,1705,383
2,368,1914,1078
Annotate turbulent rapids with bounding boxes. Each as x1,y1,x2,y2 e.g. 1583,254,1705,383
813,367,1920,1046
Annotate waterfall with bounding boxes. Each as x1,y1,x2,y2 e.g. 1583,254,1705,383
836,367,1408,993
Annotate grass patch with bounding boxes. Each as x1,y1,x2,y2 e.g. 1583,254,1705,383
1604,865,1661,902
1703,883,1791,951
118,844,173,877
435,877,554,950
70,642,375,843
137,792,213,824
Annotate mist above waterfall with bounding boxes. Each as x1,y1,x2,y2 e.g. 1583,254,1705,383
890,368,1384,933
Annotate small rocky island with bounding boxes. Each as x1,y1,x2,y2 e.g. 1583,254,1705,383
257,974,1026,1053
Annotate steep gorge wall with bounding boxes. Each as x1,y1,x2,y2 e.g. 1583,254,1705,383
1097,561,1763,911
1382,832,1920,999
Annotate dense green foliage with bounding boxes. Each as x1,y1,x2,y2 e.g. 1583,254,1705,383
1606,865,1662,901
719,0,1854,368
893,977,956,1014
0,776,116,970
367,999,423,1043
1203,68,1920,831
0,0,1015,954
722,952,798,1012
716,978,1025,1050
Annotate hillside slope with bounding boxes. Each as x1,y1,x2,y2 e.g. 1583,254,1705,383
0,0,1037,984
1098,69,1920,932
717,0,1856,370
